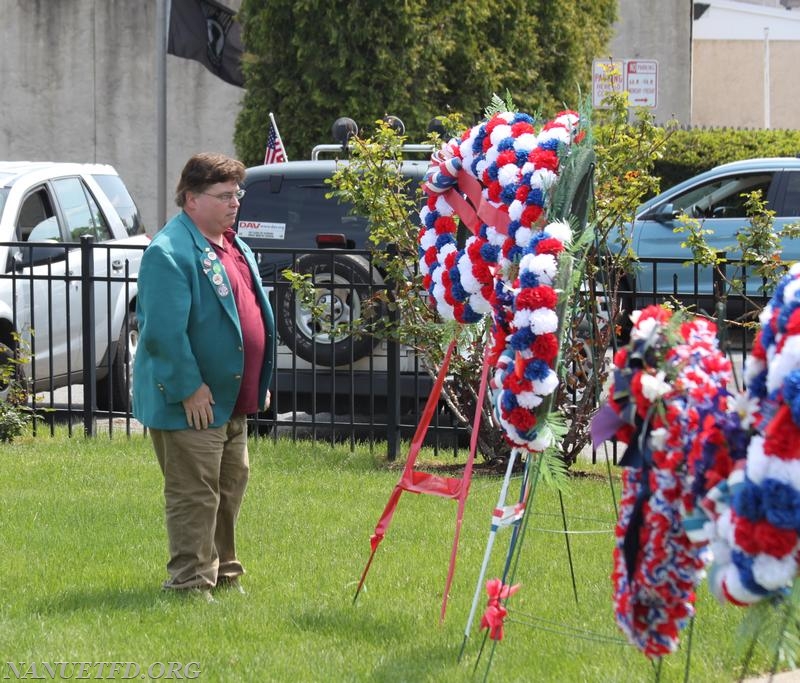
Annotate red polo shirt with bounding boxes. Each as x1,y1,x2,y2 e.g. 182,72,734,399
212,229,267,415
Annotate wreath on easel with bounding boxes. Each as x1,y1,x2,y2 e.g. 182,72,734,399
415,106,599,643
418,109,589,453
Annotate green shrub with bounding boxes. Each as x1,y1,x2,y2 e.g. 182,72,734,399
0,398,32,442
0,335,40,443
596,124,800,192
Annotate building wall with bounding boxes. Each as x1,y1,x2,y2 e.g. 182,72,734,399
692,39,800,129
607,0,693,125
691,0,800,129
0,0,243,234
770,42,800,128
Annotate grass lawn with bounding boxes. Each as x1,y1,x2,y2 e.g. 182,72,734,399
0,430,786,682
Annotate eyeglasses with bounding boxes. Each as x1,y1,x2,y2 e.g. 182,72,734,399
201,189,246,203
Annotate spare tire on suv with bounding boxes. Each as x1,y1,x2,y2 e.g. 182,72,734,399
275,251,386,366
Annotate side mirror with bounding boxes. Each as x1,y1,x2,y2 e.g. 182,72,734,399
382,115,405,135
13,242,67,270
427,117,447,137
651,202,677,222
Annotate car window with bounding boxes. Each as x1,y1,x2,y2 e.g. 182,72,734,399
667,172,773,219
92,173,146,236
236,178,368,248
52,177,112,242
780,171,800,218
16,188,59,242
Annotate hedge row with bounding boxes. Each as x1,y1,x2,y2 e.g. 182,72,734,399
653,127,800,190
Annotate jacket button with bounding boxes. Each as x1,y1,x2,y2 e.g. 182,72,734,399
234,374,241,380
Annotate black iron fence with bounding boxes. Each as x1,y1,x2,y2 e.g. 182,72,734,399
0,238,764,462
0,238,466,458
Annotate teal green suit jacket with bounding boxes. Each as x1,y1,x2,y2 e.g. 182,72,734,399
132,211,276,430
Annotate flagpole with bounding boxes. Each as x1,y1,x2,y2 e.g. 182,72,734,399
156,0,170,231
269,112,287,160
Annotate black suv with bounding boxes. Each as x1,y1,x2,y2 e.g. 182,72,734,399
235,147,432,413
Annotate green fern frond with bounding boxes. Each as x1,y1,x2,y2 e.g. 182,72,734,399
484,92,516,118
532,412,571,491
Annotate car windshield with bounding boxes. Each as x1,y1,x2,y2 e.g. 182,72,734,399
92,174,146,236
237,178,369,247
0,188,8,219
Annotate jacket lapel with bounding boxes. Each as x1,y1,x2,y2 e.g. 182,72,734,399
178,213,240,328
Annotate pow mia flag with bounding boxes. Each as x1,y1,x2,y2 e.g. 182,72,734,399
168,0,244,87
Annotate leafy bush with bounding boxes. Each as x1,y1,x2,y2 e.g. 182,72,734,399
235,0,616,165
648,127,800,191
0,335,39,443
0,399,31,443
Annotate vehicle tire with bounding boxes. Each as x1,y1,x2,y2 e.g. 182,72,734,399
96,310,138,412
276,253,386,366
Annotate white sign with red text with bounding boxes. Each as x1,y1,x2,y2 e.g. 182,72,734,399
592,60,624,108
237,220,286,240
625,60,658,108
592,59,658,109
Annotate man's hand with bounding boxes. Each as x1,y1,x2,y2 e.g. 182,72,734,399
182,383,215,429
263,390,271,412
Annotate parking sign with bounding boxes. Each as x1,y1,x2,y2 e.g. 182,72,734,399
592,60,624,108
626,60,658,108
592,58,658,109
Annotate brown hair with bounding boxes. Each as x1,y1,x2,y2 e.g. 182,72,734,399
175,152,246,207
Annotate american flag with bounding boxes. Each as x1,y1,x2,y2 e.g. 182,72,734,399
264,113,287,165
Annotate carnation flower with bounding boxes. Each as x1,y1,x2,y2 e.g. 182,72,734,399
631,317,663,344
640,371,672,402
542,220,572,245
731,390,760,430
752,553,797,590
649,427,668,451
529,308,559,335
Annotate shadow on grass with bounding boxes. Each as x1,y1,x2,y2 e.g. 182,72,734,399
29,585,186,615
293,605,411,643
367,642,468,682
293,606,469,680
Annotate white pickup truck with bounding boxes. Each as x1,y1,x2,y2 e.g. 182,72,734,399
0,162,149,411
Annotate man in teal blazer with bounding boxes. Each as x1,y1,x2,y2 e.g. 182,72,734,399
133,153,275,598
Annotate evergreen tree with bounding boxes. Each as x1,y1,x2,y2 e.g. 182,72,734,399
234,0,616,164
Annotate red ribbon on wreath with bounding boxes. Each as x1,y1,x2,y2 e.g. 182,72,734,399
479,578,521,641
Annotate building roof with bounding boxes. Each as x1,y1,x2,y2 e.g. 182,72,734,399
694,0,800,40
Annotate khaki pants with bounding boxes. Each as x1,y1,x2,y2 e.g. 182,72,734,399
150,415,249,590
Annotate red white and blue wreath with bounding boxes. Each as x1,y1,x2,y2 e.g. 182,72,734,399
707,262,800,606
592,306,736,657
418,110,583,452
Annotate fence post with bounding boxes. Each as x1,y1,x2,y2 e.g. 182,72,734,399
713,252,728,348
81,235,96,436
385,244,400,461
